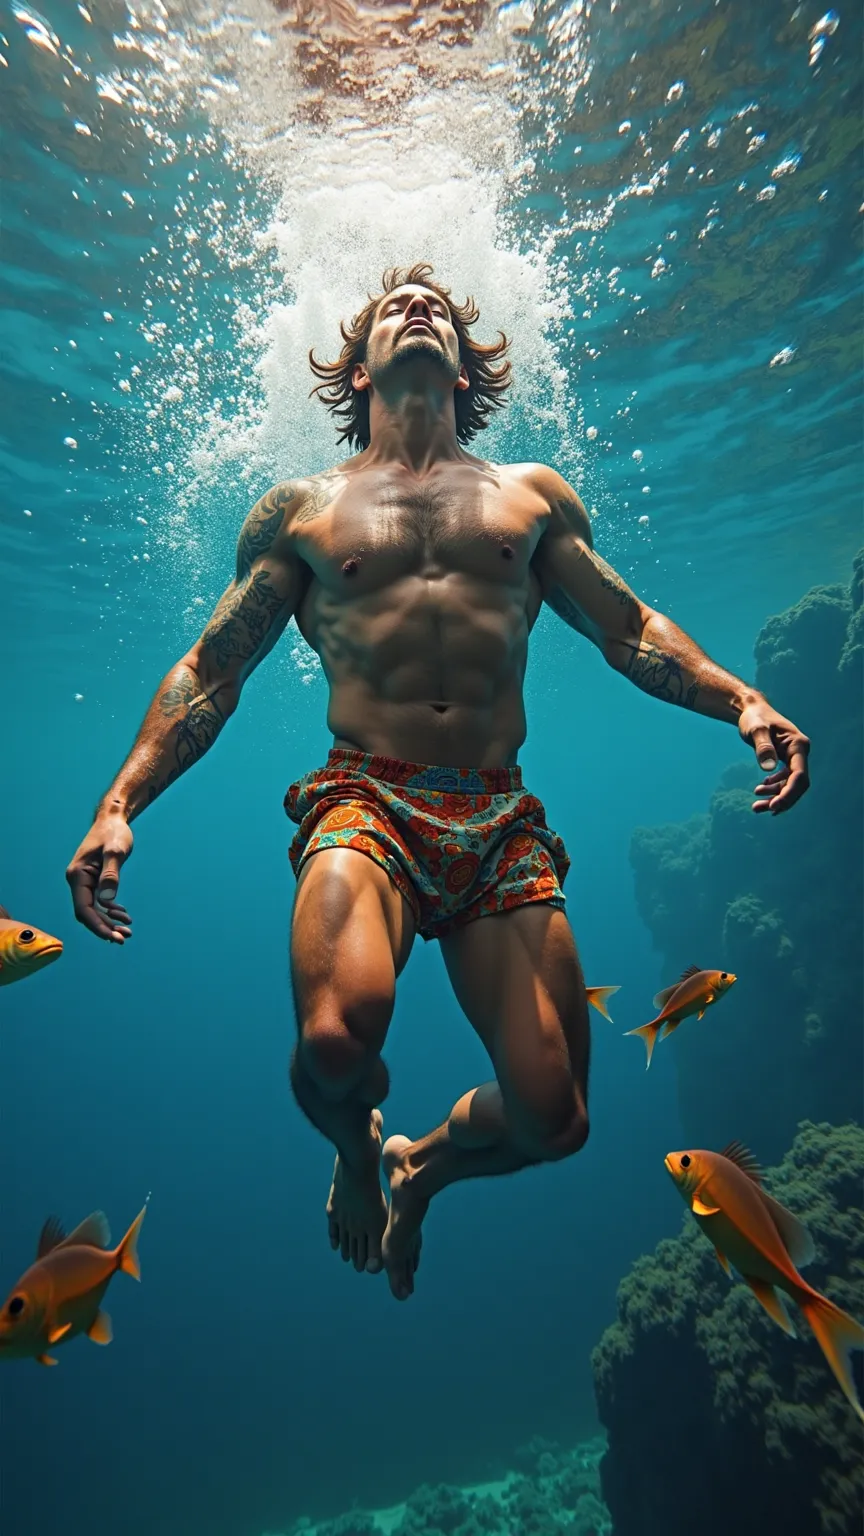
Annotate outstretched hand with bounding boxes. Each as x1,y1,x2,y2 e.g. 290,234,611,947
738,700,810,815
66,814,134,942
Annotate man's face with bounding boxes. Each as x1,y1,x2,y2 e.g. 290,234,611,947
357,284,468,394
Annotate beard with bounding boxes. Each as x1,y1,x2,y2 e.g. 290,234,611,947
370,329,461,384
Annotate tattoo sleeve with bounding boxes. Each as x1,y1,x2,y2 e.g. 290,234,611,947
97,483,300,820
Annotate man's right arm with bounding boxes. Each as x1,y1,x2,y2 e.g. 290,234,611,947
66,481,305,941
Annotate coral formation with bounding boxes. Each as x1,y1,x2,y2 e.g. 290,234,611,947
630,552,864,1157
282,1437,610,1536
593,1120,864,1536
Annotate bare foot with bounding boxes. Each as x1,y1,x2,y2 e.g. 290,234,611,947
382,1135,427,1301
326,1109,387,1274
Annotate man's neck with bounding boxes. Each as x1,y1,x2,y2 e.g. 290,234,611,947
364,388,465,475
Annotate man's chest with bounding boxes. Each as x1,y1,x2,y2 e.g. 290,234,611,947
296,473,547,592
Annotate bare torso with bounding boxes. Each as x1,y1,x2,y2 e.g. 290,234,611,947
289,455,554,766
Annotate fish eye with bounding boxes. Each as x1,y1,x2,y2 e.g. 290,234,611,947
18,930,36,945
720,972,728,980
680,1154,692,1169
8,1296,25,1317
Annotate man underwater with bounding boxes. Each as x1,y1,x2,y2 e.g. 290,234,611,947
67,263,811,1301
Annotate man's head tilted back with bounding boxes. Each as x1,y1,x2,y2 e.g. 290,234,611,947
309,262,512,449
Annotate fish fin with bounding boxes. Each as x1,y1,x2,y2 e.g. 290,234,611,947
624,1020,662,1069
37,1216,67,1258
799,1291,864,1421
744,1276,797,1337
88,1309,113,1345
117,1205,147,1281
758,1191,815,1268
716,1249,732,1277
696,1008,706,1020
36,1354,58,1367
60,1211,111,1250
692,1196,721,1217
47,1322,72,1345
659,1018,681,1040
585,985,621,1022
653,983,681,1009
720,1142,763,1186
679,964,703,982
0,905,9,920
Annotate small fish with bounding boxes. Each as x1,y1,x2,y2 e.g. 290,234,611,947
0,904,63,987
586,986,621,1022
666,1142,864,1422
625,964,736,1068
0,1205,146,1366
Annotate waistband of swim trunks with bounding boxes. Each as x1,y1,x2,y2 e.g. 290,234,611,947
323,748,522,794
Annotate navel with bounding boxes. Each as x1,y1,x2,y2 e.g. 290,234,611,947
501,544,514,560
342,556,360,577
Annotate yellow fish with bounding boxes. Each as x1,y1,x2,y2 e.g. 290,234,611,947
586,985,620,1021
666,1142,864,1422
0,904,63,987
625,965,736,1068
0,1205,146,1367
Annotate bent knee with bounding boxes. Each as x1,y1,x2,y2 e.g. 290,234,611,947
294,996,390,1097
513,1095,589,1163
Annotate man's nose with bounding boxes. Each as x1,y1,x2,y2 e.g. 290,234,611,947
405,297,432,321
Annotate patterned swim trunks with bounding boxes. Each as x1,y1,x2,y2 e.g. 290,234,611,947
284,748,570,942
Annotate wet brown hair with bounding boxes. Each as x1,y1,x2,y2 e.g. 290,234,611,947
308,262,512,450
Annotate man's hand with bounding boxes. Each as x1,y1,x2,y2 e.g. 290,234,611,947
737,699,810,815
66,814,134,942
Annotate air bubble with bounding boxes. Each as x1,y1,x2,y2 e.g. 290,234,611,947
666,81,685,103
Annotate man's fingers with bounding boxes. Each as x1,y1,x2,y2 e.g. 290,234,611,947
750,726,778,772
97,853,123,905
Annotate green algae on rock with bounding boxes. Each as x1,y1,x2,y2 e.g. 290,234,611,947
592,1120,864,1536
630,552,863,1159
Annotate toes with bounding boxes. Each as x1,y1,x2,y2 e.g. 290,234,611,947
328,1215,340,1251
366,1233,383,1274
353,1234,368,1273
340,1227,351,1263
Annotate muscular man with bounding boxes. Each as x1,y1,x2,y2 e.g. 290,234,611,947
67,263,810,1301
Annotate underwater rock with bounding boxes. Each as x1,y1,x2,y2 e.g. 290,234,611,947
630,553,864,1157
592,1120,864,1536
283,1437,610,1536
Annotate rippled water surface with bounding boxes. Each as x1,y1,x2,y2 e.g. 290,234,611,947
0,2,861,1534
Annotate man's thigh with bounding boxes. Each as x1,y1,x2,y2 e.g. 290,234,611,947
291,847,416,1046
439,903,590,1109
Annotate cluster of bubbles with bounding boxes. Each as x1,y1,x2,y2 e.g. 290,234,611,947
6,0,852,638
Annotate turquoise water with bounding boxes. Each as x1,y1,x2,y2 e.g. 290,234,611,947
1,2,861,1533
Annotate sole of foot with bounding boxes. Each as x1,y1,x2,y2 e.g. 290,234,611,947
382,1134,426,1301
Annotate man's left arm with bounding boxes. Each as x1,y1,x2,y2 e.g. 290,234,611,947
531,471,810,814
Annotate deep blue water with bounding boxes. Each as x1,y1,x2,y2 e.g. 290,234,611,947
0,2,861,1533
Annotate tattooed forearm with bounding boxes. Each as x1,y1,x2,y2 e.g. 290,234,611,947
623,642,700,708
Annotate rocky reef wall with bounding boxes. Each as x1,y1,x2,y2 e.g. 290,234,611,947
630,552,863,1157
592,1120,864,1536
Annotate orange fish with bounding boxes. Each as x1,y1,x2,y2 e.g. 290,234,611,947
625,965,736,1068
586,985,620,1021
0,1205,146,1367
665,1142,864,1422
0,904,63,987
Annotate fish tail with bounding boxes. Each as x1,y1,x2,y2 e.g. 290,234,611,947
585,985,621,1022
116,1204,147,1282
799,1290,864,1423
624,1019,662,1069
